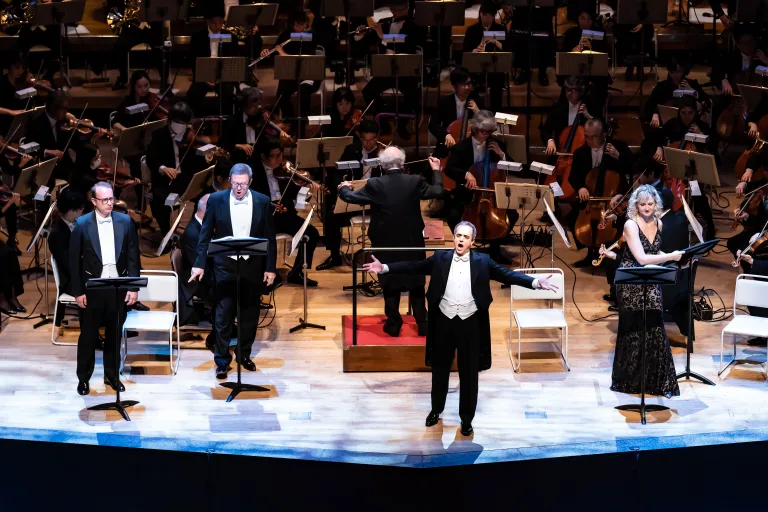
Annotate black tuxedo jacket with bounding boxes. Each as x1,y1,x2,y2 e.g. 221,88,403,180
49,218,73,295
194,189,277,273
28,111,70,155
428,94,476,147
249,158,303,216
146,127,207,194
539,97,602,146
68,211,140,298
568,140,631,195
387,250,535,370
360,17,421,55
189,28,240,81
444,137,507,203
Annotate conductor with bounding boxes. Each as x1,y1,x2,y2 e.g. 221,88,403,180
189,164,277,380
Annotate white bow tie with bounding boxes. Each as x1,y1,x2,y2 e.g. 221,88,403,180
233,198,248,205
454,254,469,263
97,217,112,224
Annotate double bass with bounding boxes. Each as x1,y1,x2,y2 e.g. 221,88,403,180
716,64,764,143
440,101,472,191
574,119,622,248
547,95,589,202
461,137,510,242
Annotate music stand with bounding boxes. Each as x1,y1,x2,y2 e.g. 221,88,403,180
226,3,279,61
196,57,247,119
414,1,465,98
27,195,57,328
139,0,182,87
463,52,513,111
6,106,44,142
334,179,366,214
15,158,57,197
30,0,86,88
85,276,148,421
498,134,527,164
675,238,720,386
614,265,678,425
370,54,422,137
296,136,352,189
288,208,325,333
117,120,167,159
207,236,270,402
319,0,375,88
274,54,325,138
658,105,678,125
555,52,609,77
495,183,553,264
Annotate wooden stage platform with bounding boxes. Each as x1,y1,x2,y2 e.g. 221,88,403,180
1,173,767,476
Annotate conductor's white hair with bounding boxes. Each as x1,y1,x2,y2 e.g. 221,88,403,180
378,146,406,170
627,184,663,221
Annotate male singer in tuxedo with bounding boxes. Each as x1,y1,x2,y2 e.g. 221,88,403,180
189,164,277,380
70,182,140,396
364,221,557,435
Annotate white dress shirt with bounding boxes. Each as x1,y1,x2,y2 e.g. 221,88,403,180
263,163,282,201
95,211,118,278
385,20,405,54
63,218,75,232
361,148,374,178
742,54,752,72
591,145,604,168
439,252,478,319
567,101,580,126
455,94,467,121
243,113,256,144
229,190,253,260
471,136,486,164
46,111,58,143
209,28,220,58
159,129,181,176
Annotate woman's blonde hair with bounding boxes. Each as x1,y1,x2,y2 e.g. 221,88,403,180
627,184,663,221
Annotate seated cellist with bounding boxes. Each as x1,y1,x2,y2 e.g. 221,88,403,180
541,75,603,158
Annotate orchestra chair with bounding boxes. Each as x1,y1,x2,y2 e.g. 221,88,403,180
508,268,568,373
139,155,153,235
121,270,181,375
169,247,213,333
127,43,153,79
719,274,768,379
50,256,79,346
276,233,293,268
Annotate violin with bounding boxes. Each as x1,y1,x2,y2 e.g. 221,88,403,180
62,113,115,139
732,182,768,230
574,119,622,249
17,71,53,96
275,161,328,193
147,92,170,120
734,136,766,183
344,108,362,131
733,230,768,267
593,236,624,267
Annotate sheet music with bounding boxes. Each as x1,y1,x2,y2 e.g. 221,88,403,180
544,198,571,249
679,195,705,244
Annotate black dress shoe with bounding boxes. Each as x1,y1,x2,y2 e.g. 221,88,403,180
77,381,90,396
215,364,231,379
259,300,273,309
316,254,343,271
460,422,474,436
417,323,428,337
237,357,257,372
608,305,619,313
603,294,616,303
748,337,768,347
96,336,105,351
11,304,26,313
0,307,15,316
287,271,318,287
425,411,440,427
104,376,125,392
132,301,150,312
383,322,401,337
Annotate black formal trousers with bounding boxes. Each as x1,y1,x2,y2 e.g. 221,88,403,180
362,77,419,120
274,211,319,269
276,80,320,127
383,283,427,331
213,256,262,367
431,311,480,424
76,289,127,382
323,205,356,257
151,185,173,235
186,82,236,119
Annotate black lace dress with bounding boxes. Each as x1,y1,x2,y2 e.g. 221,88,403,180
611,225,680,397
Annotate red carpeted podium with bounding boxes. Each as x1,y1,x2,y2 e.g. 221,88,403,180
342,315,456,372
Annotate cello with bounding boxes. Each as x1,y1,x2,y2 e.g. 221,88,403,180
461,136,510,243
440,98,473,191
574,119,622,248
547,92,590,202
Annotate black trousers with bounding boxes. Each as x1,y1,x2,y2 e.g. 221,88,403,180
276,80,320,129
431,311,480,424
76,289,127,382
274,211,319,270
323,197,356,257
362,76,419,119
114,25,166,84
383,283,427,330
150,186,174,235
186,81,236,118
212,257,263,367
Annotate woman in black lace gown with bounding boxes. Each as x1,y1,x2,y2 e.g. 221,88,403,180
599,185,684,398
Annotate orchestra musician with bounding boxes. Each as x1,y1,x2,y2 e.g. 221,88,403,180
186,4,240,117
541,75,602,157
317,120,381,271
363,221,557,436
509,1,555,86
358,0,422,140
339,146,444,337
568,118,631,267
562,7,608,54
220,86,264,167
462,1,506,113
735,230,768,347
251,137,321,287
15,0,62,84
327,87,359,138
643,59,709,128
428,66,479,159
0,53,30,135
71,181,140,396
108,0,166,91
28,89,82,180
189,164,277,381
146,101,209,235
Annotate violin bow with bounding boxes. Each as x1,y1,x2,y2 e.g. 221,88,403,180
344,99,375,137
175,118,208,176
59,103,89,167
734,181,768,219
141,84,174,125
599,169,647,224
252,94,283,149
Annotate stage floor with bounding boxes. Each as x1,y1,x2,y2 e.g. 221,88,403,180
1,177,767,468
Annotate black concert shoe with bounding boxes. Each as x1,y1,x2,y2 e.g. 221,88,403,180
112,77,127,91
417,323,428,337
460,422,474,437
237,357,257,372
132,301,150,312
215,364,231,380
104,376,125,392
0,307,14,316
425,411,440,427
287,271,317,287
603,294,616,303
316,254,343,271
259,299,273,309
11,304,26,313
77,381,90,396
608,305,618,313
96,335,105,351
383,322,401,337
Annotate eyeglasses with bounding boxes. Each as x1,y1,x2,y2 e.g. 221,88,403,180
94,197,115,205
232,182,250,189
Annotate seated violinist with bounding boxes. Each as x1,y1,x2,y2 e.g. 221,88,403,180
428,67,480,159
650,96,714,162
317,120,382,271
0,53,30,135
146,102,209,235
541,75,602,157
734,229,768,347
326,87,359,138
462,1,506,112
643,59,709,128
220,86,263,167
252,137,321,286
562,8,607,54
747,93,768,139
568,118,631,267
28,90,82,181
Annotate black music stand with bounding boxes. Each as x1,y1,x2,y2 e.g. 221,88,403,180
208,236,270,402
463,52,513,111
676,238,720,385
370,53,422,144
139,0,181,90
85,276,148,421
318,0,374,89
31,0,86,88
196,57,247,119
226,3,279,62
414,1,465,98
289,209,325,333
6,106,43,141
274,54,325,138
614,265,678,425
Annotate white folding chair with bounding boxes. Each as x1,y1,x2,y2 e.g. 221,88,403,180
719,274,768,379
276,233,293,267
121,270,181,375
509,268,568,372
50,256,79,346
